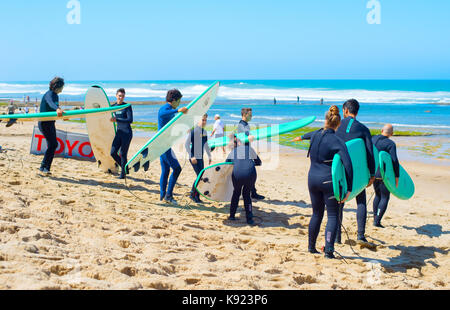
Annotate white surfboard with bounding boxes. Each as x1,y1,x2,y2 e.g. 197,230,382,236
126,81,220,173
84,85,118,173
194,162,234,202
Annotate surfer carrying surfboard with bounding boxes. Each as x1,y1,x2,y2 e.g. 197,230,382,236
110,88,133,179
158,89,188,205
185,113,212,203
293,106,353,259
37,77,65,175
335,99,376,245
372,124,399,228
237,108,265,201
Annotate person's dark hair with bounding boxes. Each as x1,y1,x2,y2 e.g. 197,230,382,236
343,99,360,115
166,89,183,103
325,105,341,129
241,107,252,117
49,77,65,92
117,88,126,95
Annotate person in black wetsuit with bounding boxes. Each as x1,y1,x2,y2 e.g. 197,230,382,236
38,77,65,175
372,124,399,228
293,105,353,259
110,88,133,179
237,107,265,200
335,99,376,245
226,135,262,225
185,113,212,203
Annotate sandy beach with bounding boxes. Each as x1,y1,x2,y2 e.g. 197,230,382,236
0,121,448,290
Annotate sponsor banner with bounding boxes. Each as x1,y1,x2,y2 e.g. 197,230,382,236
30,126,96,161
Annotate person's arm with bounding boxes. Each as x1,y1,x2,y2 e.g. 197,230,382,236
115,106,133,124
184,132,192,157
389,143,400,179
295,129,319,142
46,92,60,111
205,137,212,161
336,139,353,193
159,105,179,118
365,129,376,177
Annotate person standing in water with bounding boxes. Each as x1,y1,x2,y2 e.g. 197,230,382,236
372,124,399,228
110,88,133,179
226,136,262,225
158,89,188,205
293,106,353,259
237,108,265,200
38,77,65,175
185,113,212,203
335,99,376,245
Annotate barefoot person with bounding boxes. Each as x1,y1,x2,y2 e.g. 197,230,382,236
293,106,353,259
335,99,376,245
110,88,133,179
37,77,65,175
185,113,212,203
210,114,225,154
372,124,399,227
158,89,188,205
226,135,262,225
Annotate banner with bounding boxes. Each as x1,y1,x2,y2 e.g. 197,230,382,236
30,126,96,161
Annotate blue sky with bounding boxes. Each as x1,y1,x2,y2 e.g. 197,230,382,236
0,0,449,81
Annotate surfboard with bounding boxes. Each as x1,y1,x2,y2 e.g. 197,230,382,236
126,81,220,174
84,85,120,173
194,162,234,202
0,104,130,122
332,138,371,201
208,116,317,149
379,151,415,200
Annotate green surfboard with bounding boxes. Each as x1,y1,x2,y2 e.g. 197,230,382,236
0,104,130,122
332,138,370,201
208,116,316,149
379,151,415,200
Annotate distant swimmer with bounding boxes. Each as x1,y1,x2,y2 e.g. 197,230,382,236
225,136,262,225
110,88,133,179
237,108,265,200
293,106,353,259
274,97,277,105
297,96,300,104
5,102,17,127
37,77,65,175
320,98,324,105
158,89,189,205
335,99,376,245
210,114,225,154
372,124,399,228
185,113,212,203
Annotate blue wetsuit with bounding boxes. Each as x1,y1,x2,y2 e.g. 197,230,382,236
302,128,353,253
38,90,60,171
110,103,133,177
335,116,375,240
185,126,211,198
226,145,262,222
158,103,181,200
372,135,399,226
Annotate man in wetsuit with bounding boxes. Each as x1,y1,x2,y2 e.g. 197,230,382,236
335,99,376,245
237,108,265,200
372,124,399,228
158,89,188,205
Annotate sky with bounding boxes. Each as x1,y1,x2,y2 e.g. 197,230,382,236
0,0,449,81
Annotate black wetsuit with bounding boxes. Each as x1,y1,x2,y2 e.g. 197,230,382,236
372,135,399,226
110,103,133,178
237,119,261,197
226,145,262,223
335,116,375,241
185,126,211,199
302,128,353,253
38,90,60,171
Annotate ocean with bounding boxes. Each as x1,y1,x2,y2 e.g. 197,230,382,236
1,80,450,134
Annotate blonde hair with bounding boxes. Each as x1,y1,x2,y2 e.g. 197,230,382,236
325,105,341,129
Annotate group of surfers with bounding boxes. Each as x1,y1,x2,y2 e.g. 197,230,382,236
27,77,400,259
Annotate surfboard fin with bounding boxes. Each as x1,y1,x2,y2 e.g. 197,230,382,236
143,161,150,171
133,162,140,172
141,149,149,159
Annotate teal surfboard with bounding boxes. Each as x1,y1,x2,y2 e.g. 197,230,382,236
126,81,220,173
0,104,130,122
194,162,234,202
332,138,370,201
208,116,316,149
379,151,415,200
